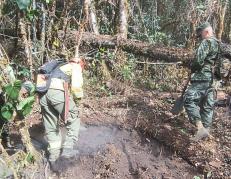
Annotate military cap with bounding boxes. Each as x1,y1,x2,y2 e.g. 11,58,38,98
196,22,211,38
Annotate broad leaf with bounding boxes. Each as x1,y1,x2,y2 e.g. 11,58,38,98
3,80,22,101
15,0,32,10
18,68,31,79
17,96,35,116
1,103,14,121
26,9,40,21
26,152,35,163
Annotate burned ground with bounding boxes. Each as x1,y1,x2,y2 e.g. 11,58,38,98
1,87,229,179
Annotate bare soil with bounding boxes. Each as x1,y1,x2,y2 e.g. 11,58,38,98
2,88,230,179
29,124,200,179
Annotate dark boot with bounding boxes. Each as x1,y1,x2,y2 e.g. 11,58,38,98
61,148,79,159
49,160,60,172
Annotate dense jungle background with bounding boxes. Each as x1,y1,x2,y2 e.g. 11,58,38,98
0,0,231,178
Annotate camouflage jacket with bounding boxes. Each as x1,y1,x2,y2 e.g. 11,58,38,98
191,36,219,82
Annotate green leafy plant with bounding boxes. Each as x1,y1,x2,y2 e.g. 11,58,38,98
1,103,14,121
17,96,35,116
26,152,35,163
3,80,22,101
0,80,35,121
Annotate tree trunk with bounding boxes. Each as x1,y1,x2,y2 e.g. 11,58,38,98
62,30,231,63
18,12,33,72
60,0,72,31
89,0,99,34
40,2,46,64
186,22,196,49
47,0,56,52
118,0,128,38
223,0,231,43
32,0,37,42
217,0,228,41
229,18,231,43
14,10,19,51
27,23,33,76
74,0,90,58
83,0,90,25
227,3,231,43
0,0,2,17
61,31,194,64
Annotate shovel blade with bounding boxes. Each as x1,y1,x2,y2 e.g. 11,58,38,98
171,95,184,115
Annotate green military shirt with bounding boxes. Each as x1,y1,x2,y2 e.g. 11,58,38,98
191,36,219,82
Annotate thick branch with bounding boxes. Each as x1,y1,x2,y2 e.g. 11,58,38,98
217,0,228,41
64,31,231,64
61,31,194,63
84,0,99,34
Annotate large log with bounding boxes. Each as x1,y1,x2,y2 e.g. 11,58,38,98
61,31,231,63
59,31,194,63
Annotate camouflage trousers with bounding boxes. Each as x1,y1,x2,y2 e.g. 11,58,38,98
40,89,80,162
184,82,215,128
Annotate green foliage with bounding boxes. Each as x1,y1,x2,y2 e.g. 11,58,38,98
6,0,47,22
43,0,50,4
3,80,22,101
17,96,35,116
119,57,136,81
26,9,40,21
1,103,14,121
2,1,16,15
26,152,35,163
17,67,31,79
15,0,31,10
0,80,35,121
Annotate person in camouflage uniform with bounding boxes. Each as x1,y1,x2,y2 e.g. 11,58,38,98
184,22,219,141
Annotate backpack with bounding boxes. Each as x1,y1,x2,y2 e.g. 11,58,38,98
214,42,231,83
36,59,68,93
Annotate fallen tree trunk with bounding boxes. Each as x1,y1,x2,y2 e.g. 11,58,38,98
63,31,231,63
60,31,194,63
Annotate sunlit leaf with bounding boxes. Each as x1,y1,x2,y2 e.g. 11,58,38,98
52,38,60,47
15,0,32,10
26,9,40,21
17,96,35,116
26,152,35,163
1,103,14,121
193,176,200,179
3,80,22,101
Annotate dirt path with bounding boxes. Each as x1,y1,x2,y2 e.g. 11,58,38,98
30,124,200,179
1,88,230,178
